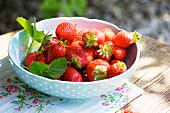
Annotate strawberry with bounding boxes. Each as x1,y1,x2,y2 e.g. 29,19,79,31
24,52,48,68
79,29,89,36
113,31,140,48
46,40,66,64
55,22,77,41
95,51,112,61
112,46,126,61
56,75,64,80
63,66,82,82
38,36,58,53
24,52,37,68
102,28,115,41
86,59,110,81
109,59,119,65
95,41,114,61
106,60,127,79
72,29,89,42
124,107,139,113
82,29,105,48
45,37,58,52
36,53,47,64
66,41,95,68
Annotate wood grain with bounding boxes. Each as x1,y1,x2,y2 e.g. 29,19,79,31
122,36,170,112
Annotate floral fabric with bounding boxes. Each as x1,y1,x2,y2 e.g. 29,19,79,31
0,76,143,113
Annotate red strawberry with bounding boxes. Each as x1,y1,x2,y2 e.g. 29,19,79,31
95,41,114,61
82,29,105,48
39,36,59,53
109,59,119,65
55,22,77,41
113,46,126,61
24,52,37,68
63,66,82,82
46,40,66,64
92,29,105,46
72,29,89,42
36,53,47,64
56,75,64,81
124,108,139,113
113,31,140,48
106,60,127,79
95,51,112,61
79,29,89,36
86,59,110,81
66,41,95,68
102,28,115,41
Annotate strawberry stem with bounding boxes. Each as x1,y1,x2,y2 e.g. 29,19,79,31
84,33,98,47
117,62,127,71
71,56,82,68
94,66,107,81
97,44,113,58
133,31,140,43
59,38,68,47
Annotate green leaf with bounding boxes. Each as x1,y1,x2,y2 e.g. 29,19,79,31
16,17,34,38
29,40,41,53
133,31,140,43
47,58,67,79
33,18,45,42
29,62,48,76
29,97,34,100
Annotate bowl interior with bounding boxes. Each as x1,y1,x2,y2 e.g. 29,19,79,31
9,17,137,70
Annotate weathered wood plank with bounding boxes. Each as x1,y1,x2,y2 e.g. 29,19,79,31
121,36,170,112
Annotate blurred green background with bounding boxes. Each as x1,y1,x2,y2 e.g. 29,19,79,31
0,0,170,44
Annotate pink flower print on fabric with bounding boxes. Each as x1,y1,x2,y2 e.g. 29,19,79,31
6,85,18,93
102,102,110,106
32,99,41,104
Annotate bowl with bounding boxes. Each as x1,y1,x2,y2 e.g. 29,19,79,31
8,17,140,99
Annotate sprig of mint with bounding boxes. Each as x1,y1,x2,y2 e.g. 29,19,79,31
29,58,67,79
16,17,67,79
16,17,45,58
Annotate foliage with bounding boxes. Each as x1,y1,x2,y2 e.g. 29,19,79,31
40,0,88,18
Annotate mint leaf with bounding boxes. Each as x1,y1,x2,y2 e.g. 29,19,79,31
17,17,47,65
33,18,45,42
29,40,42,53
29,62,48,77
16,17,34,38
47,58,67,78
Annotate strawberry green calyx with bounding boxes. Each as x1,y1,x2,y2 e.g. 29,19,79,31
116,61,127,71
133,31,140,43
38,33,52,53
59,39,67,47
71,56,82,68
84,33,98,47
97,44,113,58
94,66,107,81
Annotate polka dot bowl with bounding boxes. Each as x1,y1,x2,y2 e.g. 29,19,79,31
8,17,140,99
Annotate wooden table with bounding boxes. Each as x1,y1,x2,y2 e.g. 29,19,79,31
1,31,170,113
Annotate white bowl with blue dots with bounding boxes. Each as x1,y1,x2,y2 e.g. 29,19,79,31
8,17,140,99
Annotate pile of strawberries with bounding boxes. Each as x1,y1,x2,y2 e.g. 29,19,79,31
24,22,139,82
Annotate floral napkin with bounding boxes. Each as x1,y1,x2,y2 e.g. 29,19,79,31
0,75,143,113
